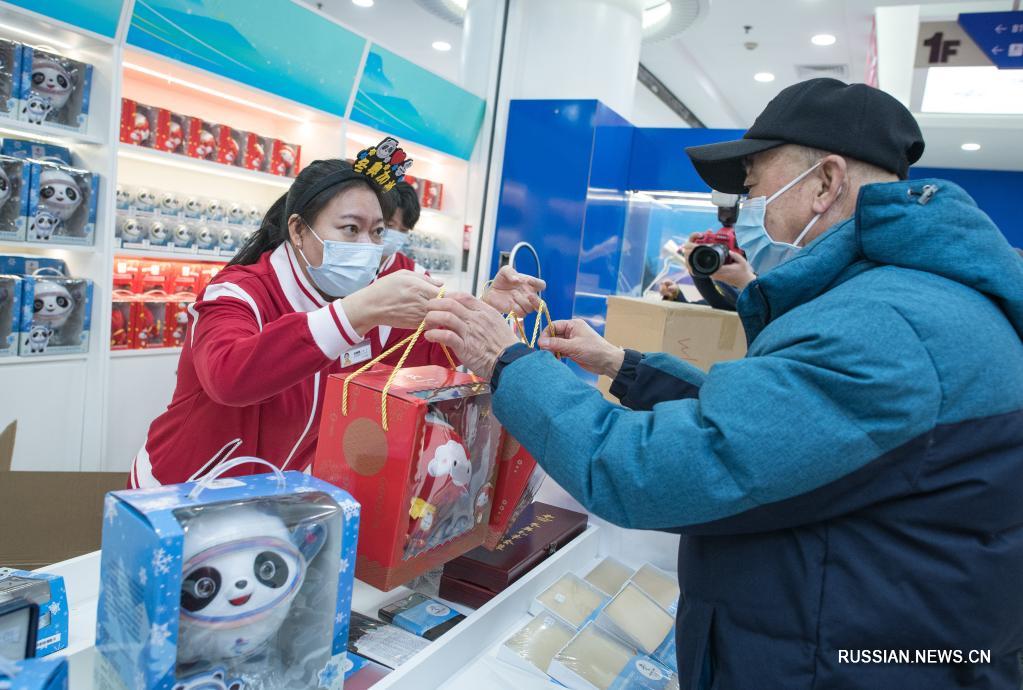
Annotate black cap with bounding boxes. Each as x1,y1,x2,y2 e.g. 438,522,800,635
685,78,925,194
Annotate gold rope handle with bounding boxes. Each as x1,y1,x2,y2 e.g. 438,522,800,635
508,299,558,350
340,287,456,431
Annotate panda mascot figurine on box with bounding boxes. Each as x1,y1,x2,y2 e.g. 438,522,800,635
34,168,83,239
28,280,74,353
173,667,243,690
176,504,326,675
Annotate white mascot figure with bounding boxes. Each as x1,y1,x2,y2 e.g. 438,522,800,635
177,505,326,667
29,281,74,353
38,168,83,230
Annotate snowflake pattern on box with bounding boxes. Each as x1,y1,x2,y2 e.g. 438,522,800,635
151,548,173,575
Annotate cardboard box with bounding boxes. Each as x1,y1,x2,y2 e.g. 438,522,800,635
597,296,747,400
313,365,501,591
0,421,127,570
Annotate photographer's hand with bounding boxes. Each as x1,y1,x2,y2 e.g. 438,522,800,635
713,251,756,290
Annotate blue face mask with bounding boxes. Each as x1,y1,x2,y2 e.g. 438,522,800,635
734,161,824,276
381,228,410,258
297,226,383,298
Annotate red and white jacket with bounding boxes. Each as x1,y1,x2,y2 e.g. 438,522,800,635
129,244,452,488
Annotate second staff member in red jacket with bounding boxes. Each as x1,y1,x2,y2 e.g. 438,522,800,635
131,157,543,488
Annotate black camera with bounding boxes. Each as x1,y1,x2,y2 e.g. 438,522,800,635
687,192,742,278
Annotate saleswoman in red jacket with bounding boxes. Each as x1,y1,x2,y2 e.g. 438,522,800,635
130,157,543,488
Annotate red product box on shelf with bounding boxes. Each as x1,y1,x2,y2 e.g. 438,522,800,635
164,299,191,347
110,291,138,350
268,139,301,177
484,434,544,549
168,262,201,296
243,133,270,171
119,99,159,147
186,119,218,161
421,179,444,210
137,260,171,294
214,125,246,166
154,110,188,155
136,294,168,349
313,365,501,591
197,263,225,292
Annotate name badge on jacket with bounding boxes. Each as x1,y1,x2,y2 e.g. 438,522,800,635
341,340,372,368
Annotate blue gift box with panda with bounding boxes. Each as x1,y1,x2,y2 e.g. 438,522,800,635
0,274,22,357
95,456,360,690
18,274,92,357
0,568,69,656
0,155,31,242
0,656,68,690
26,161,98,245
18,46,92,133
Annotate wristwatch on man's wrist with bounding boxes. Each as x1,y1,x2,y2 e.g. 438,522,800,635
490,342,533,392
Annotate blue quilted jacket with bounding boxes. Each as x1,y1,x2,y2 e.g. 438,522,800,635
493,179,1023,689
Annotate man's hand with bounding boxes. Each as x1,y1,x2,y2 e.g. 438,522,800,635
538,319,624,379
482,265,546,315
424,292,519,379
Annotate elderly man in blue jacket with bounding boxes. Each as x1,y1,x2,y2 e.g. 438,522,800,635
424,78,1023,689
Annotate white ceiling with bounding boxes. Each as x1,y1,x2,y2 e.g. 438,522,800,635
642,0,1023,171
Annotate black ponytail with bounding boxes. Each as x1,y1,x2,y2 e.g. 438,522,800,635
228,159,395,267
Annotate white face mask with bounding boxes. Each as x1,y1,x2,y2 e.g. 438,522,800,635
380,228,410,258
734,161,826,275
297,225,383,298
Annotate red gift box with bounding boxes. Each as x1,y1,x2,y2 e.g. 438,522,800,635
154,110,187,154
268,139,301,177
119,99,158,147
187,120,218,161
110,290,138,350
421,179,444,210
313,365,501,590
214,125,245,166
138,260,171,294
136,294,167,349
242,133,269,171
484,434,544,549
164,299,191,347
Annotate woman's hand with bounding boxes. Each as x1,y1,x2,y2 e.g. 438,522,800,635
682,232,757,291
482,266,546,315
344,270,443,333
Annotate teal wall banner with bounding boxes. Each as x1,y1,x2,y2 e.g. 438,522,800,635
3,0,125,39
127,0,366,116
352,45,485,160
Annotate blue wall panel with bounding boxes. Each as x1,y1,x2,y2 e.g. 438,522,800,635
5,0,124,38
627,128,745,192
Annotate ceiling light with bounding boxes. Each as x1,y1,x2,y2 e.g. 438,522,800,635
811,33,836,46
643,2,672,29
352,0,374,7
123,62,309,122
754,72,775,83
432,40,452,52
961,143,981,151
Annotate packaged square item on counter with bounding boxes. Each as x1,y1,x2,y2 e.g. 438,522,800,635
0,568,69,657
379,592,465,641
499,614,576,677
0,155,30,241
0,274,22,356
18,273,92,356
0,656,68,690
530,573,609,629
342,652,391,689
268,139,300,177
95,465,360,690
442,502,588,606
548,623,679,690
18,47,92,132
631,563,680,614
585,557,635,597
154,110,187,154
26,162,98,245
347,612,429,669
595,583,676,672
314,365,502,590
215,125,246,166
485,433,544,549
0,38,23,117
1,138,71,165
119,98,158,146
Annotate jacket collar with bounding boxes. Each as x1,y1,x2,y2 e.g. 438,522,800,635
270,243,327,312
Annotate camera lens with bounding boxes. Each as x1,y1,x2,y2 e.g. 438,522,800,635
688,244,728,278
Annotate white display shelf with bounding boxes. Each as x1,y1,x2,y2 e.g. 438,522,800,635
0,119,105,146
0,353,90,366
47,525,602,689
115,246,233,263
0,240,99,254
118,144,294,189
109,347,183,358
